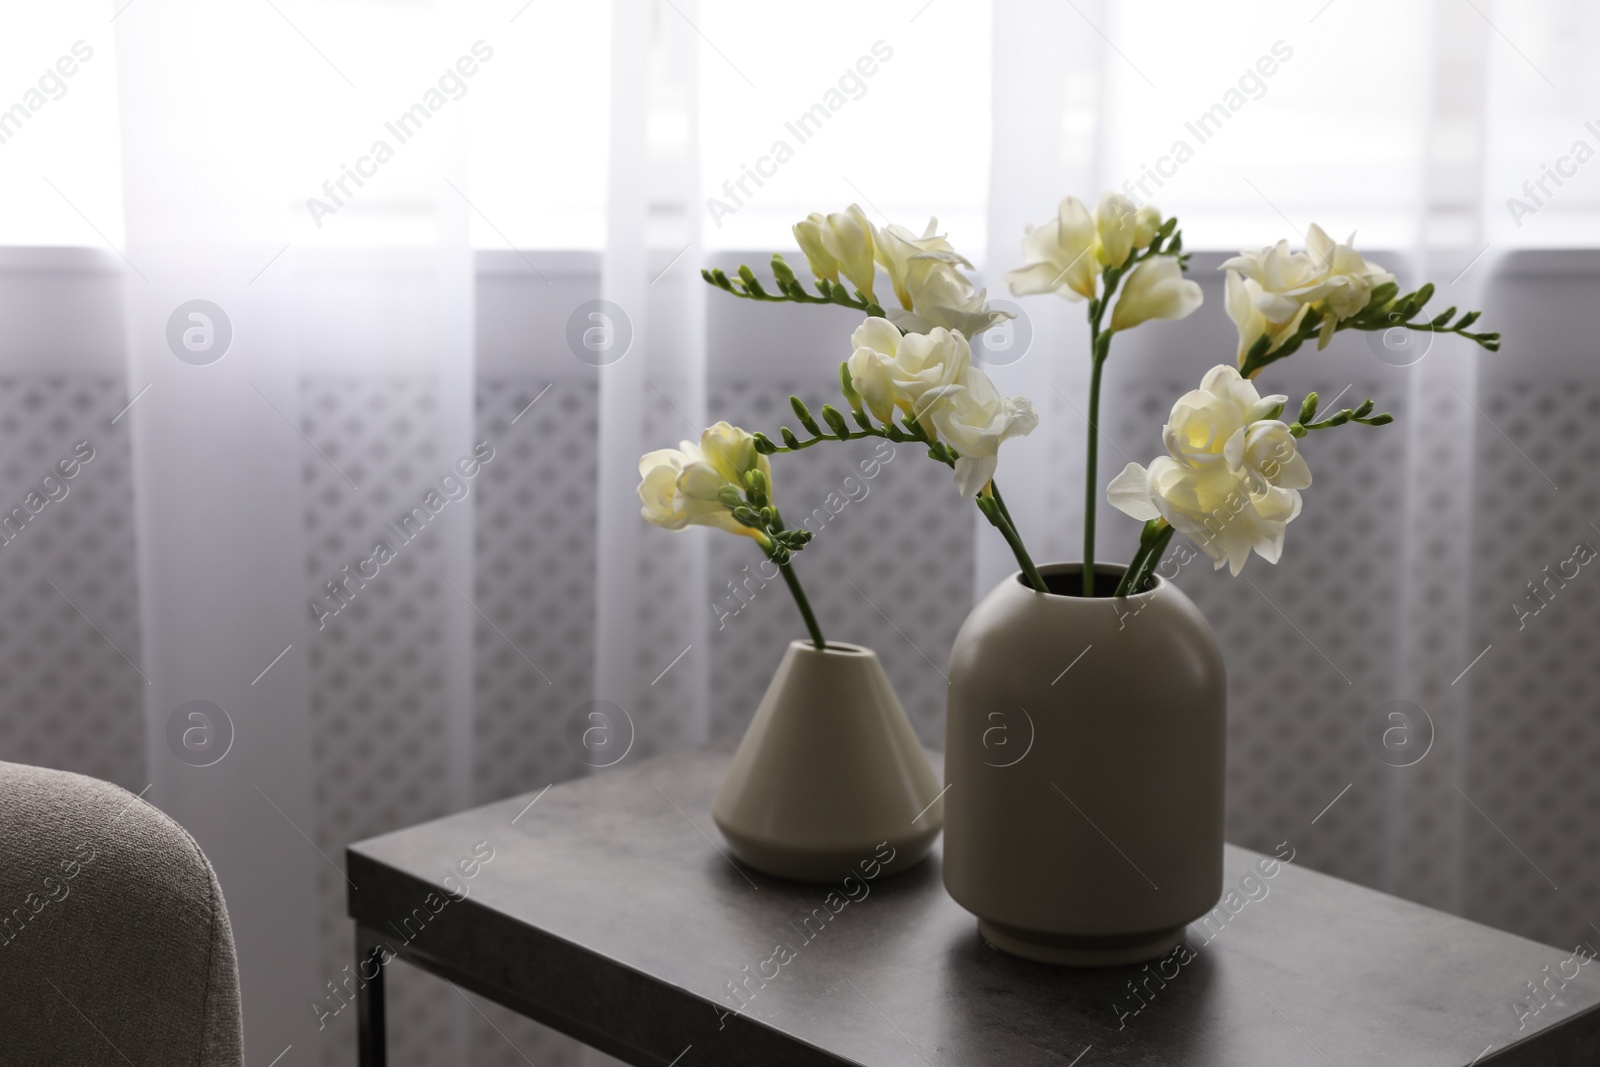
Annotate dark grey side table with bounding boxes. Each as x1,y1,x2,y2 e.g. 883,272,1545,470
347,746,1600,1066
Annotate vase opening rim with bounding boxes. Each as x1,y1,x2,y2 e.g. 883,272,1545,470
789,640,874,656
1013,562,1168,600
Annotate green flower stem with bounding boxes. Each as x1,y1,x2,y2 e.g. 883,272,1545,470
756,416,1049,594
988,500,1047,593
1113,519,1176,597
701,267,887,318
1073,233,1184,598
981,482,1047,591
772,548,826,650
987,476,1018,529
1077,241,1160,598
1239,283,1499,380
1083,350,1106,597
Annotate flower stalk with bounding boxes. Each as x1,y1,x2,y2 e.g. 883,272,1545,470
753,395,1049,593
771,545,825,649
1037,208,1189,596
1237,281,1499,380
1083,343,1107,597
702,259,888,319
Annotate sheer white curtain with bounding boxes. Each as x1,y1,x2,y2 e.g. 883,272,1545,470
111,1,488,1062
4,2,1600,1065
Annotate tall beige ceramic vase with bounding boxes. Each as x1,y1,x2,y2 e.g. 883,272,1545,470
943,563,1226,966
713,641,943,882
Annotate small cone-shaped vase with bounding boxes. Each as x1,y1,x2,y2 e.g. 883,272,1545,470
712,641,943,882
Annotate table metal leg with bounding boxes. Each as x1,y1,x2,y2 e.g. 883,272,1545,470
356,925,387,1067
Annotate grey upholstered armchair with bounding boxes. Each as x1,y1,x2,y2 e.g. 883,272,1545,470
0,761,245,1065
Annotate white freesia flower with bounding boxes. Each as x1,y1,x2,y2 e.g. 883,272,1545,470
1110,257,1203,332
1005,195,1098,302
794,206,877,301
929,365,1040,496
1161,365,1287,470
868,218,1008,337
1007,195,1178,305
699,420,769,487
874,218,965,310
846,318,971,432
1107,364,1311,575
1223,271,1308,364
891,256,1010,338
1219,234,1335,320
1132,204,1162,250
846,317,1035,495
638,422,771,541
792,214,840,284
1240,419,1311,497
820,205,878,301
846,317,903,425
1306,226,1393,325
1095,193,1141,269
1221,224,1395,356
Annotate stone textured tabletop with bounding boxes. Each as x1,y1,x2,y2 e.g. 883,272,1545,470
347,746,1600,1066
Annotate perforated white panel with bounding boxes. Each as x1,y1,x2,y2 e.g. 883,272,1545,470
470,377,598,1067
1465,378,1600,949
0,375,143,792
631,385,707,760
301,375,459,1067
473,379,597,801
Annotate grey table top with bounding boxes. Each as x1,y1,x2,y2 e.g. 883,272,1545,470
348,746,1600,1066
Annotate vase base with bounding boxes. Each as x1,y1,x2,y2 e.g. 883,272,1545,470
976,919,1185,967
717,824,939,883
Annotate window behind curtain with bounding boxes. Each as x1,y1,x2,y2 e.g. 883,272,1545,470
696,1,995,254
0,4,123,247
10,1,1600,252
